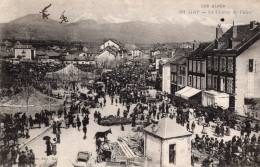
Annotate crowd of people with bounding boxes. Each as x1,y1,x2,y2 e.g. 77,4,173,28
0,112,41,166
1,58,259,167
194,132,260,166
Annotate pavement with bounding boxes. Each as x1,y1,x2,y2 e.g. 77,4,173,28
18,126,52,149
15,95,138,167
13,94,259,167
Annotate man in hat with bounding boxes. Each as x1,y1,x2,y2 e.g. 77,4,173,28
11,146,18,165
117,108,120,118
52,121,57,134
18,151,26,167
191,121,196,133
77,115,81,131
52,138,57,155
56,130,61,144
28,150,35,167
46,138,52,156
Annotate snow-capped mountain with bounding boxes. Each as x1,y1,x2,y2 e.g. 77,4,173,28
170,15,217,27
145,15,172,24
103,15,129,23
142,14,218,27
0,14,221,44
72,13,107,24
72,12,220,28
72,13,129,24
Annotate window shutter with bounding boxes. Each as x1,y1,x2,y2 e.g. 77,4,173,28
246,60,249,73
254,60,257,72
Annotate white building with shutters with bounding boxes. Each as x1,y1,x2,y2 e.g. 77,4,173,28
235,37,260,118
203,21,260,118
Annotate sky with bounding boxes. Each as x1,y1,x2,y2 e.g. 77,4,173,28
0,0,259,26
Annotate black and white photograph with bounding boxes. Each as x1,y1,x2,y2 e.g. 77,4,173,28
0,0,260,166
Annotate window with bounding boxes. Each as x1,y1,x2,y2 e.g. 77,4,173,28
227,77,234,93
220,77,226,92
207,74,212,89
201,77,206,90
214,56,218,71
213,75,218,89
172,75,177,83
193,76,196,88
220,57,226,72
228,57,233,73
171,65,177,72
193,61,196,72
249,59,254,72
178,76,182,85
169,144,176,164
189,60,192,72
197,61,201,73
197,76,200,89
180,66,185,75
207,56,212,70
189,75,192,86
201,61,206,74
183,77,186,86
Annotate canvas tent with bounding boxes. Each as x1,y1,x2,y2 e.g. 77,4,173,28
202,90,229,109
175,86,201,100
45,64,93,82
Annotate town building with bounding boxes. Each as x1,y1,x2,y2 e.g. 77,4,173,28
124,44,145,58
187,43,209,90
169,49,191,94
14,44,36,60
100,39,122,51
203,21,260,117
96,46,122,68
36,50,62,62
173,44,208,105
144,117,192,167
158,56,170,90
63,54,95,65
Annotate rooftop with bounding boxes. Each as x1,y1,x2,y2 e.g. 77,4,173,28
144,117,192,139
188,42,211,59
206,21,260,54
103,39,124,48
64,55,95,61
14,44,34,49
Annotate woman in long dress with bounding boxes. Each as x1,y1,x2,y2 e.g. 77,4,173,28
46,139,52,156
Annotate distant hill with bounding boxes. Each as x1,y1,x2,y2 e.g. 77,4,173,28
0,14,217,44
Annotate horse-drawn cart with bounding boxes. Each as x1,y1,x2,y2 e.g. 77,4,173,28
97,141,128,165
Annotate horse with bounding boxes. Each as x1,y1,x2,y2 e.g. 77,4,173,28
94,128,112,140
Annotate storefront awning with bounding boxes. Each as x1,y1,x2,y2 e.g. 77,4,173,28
181,88,201,100
175,86,201,100
175,86,192,97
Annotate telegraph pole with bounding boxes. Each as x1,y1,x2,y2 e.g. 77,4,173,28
48,79,51,112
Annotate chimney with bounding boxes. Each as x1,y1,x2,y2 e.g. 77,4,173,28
216,24,223,39
250,21,256,29
228,37,233,49
214,38,219,49
232,21,237,38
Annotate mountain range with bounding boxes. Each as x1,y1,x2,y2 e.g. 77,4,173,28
0,14,219,44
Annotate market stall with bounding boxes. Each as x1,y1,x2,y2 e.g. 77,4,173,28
202,90,229,109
